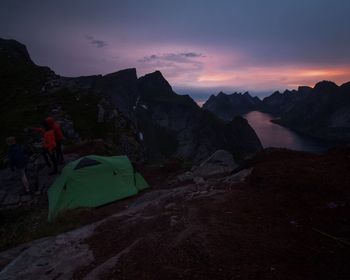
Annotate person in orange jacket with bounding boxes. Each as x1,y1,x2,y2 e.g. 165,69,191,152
46,117,64,163
33,121,58,175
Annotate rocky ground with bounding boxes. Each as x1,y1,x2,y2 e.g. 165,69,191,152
0,152,80,210
0,148,349,279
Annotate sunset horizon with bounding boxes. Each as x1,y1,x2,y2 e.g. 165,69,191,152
1,0,349,99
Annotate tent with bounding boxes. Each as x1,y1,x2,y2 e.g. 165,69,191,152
48,155,148,221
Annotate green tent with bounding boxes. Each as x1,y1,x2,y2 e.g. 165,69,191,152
48,155,148,221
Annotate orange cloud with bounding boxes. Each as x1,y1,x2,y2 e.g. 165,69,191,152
114,43,350,92
194,65,350,90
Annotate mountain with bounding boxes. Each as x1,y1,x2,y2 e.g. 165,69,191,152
0,39,147,163
0,38,56,94
202,79,350,143
0,38,262,163
261,86,312,114
134,72,262,162
203,91,262,121
273,81,350,142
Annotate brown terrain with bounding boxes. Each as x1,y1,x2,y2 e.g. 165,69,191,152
0,147,350,279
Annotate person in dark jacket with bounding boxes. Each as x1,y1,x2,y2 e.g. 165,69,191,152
6,136,30,193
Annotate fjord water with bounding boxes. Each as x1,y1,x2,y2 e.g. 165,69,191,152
243,111,333,153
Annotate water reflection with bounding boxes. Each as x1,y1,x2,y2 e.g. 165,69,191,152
243,111,333,153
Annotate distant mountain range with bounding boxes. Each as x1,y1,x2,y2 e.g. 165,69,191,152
203,81,350,142
203,92,262,121
0,38,262,163
273,81,350,142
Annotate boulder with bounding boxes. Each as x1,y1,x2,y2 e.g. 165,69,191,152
192,150,238,179
193,177,205,185
177,171,193,183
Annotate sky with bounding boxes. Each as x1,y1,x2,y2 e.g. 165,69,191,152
1,0,350,101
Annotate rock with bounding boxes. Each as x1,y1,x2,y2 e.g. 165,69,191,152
193,177,205,185
222,168,253,183
164,203,176,210
0,225,95,280
97,104,105,123
192,150,238,179
177,171,193,183
2,194,20,206
170,215,179,227
20,195,32,203
0,189,6,202
1,145,349,279
94,68,139,119
327,202,338,209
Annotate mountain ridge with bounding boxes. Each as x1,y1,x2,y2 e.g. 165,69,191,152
203,91,262,121
0,38,263,163
203,80,350,143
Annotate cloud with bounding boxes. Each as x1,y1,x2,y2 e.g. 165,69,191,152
137,51,206,81
181,52,204,58
86,35,108,48
139,52,204,63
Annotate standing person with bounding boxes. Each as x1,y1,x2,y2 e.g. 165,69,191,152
46,117,64,163
6,136,30,193
43,121,58,175
32,121,58,175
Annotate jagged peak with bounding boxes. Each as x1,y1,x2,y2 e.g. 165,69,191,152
340,81,350,90
243,91,251,97
314,80,339,91
138,70,173,96
271,91,281,96
217,91,226,97
206,94,217,102
103,68,137,80
253,96,262,102
139,70,166,81
0,37,34,65
298,86,312,91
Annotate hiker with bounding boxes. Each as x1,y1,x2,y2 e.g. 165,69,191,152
6,136,30,193
33,121,58,175
46,117,64,163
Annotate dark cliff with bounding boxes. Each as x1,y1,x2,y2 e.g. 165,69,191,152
135,72,262,162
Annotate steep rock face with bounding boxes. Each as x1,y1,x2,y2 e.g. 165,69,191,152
94,68,139,118
135,72,262,162
0,39,57,157
0,38,33,65
227,116,264,160
138,70,173,98
203,91,262,121
275,81,350,141
0,38,55,92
